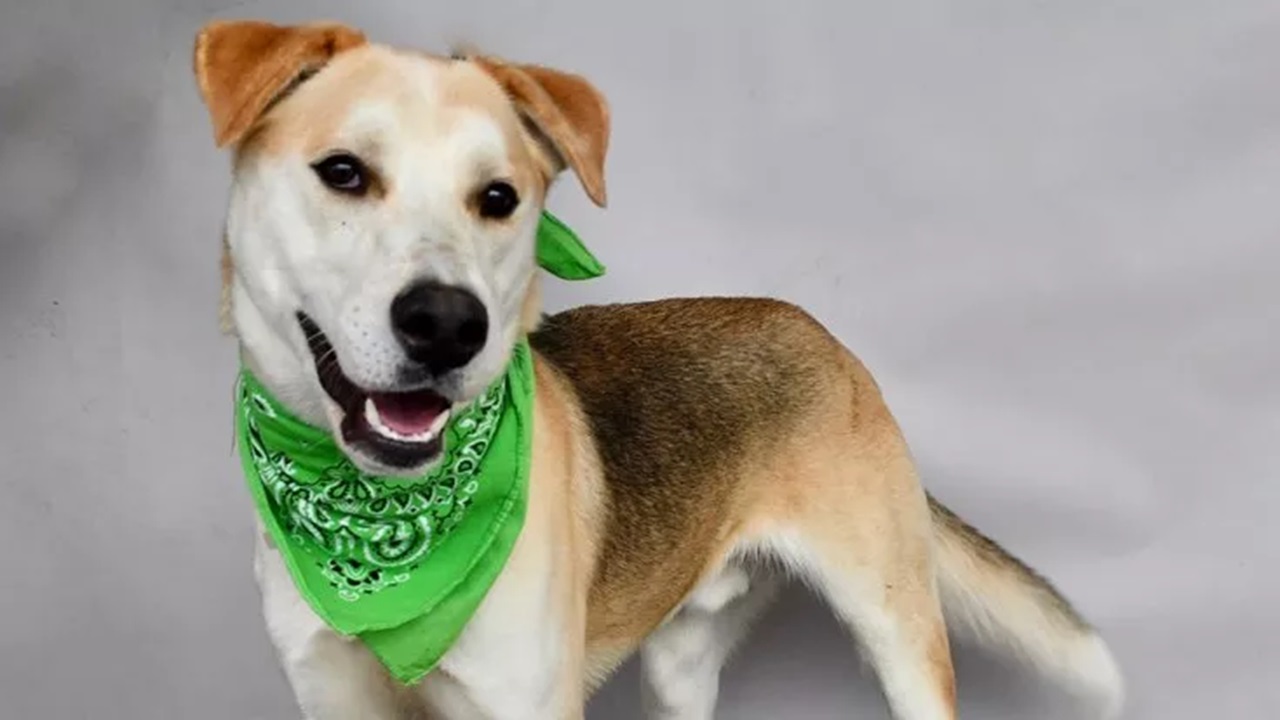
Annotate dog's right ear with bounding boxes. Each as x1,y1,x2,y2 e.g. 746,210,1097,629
193,20,366,147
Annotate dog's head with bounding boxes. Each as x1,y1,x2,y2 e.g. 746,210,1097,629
193,20,608,475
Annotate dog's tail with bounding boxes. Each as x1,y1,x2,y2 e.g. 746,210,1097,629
929,494,1125,718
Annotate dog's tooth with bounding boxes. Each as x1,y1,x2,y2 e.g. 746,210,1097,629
426,409,450,438
364,397,389,436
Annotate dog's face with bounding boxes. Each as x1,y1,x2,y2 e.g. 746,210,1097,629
194,21,608,475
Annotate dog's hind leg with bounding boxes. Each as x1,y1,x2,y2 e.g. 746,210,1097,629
639,563,782,720
765,438,957,719
797,531,956,720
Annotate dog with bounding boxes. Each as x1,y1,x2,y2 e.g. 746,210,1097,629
193,19,1125,720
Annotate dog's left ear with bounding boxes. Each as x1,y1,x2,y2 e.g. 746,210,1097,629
193,20,366,147
472,57,611,208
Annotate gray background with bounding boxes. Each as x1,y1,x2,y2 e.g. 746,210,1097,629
2,0,1277,718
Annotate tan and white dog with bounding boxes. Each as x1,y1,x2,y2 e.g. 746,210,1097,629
193,19,1125,720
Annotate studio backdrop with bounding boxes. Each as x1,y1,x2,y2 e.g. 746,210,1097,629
2,0,1277,718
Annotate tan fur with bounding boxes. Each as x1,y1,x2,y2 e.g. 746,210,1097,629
218,233,233,334
470,56,610,207
518,275,544,334
196,20,1120,720
234,45,387,158
193,20,367,147
246,49,521,169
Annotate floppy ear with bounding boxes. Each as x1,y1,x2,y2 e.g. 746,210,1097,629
193,20,366,147
471,56,611,207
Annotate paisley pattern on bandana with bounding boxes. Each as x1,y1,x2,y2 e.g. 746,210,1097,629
239,374,506,601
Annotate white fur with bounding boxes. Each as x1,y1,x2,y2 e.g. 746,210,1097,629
640,562,781,720
255,528,413,720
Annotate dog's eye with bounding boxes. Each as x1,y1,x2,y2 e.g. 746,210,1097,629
312,154,370,196
476,181,519,220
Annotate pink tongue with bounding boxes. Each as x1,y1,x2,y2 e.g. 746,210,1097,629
370,391,448,436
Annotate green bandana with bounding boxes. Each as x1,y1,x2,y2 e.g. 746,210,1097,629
233,212,600,685
535,209,606,280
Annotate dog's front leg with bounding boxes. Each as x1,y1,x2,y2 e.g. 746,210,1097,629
416,616,587,720
415,471,591,720
254,527,417,720
413,554,590,720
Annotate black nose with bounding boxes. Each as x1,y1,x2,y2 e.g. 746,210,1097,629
389,281,489,374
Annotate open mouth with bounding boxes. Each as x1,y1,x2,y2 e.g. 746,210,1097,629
298,312,450,469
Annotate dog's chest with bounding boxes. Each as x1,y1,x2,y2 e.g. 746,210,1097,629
419,585,565,716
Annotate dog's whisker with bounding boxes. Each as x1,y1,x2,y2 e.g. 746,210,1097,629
314,347,337,370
